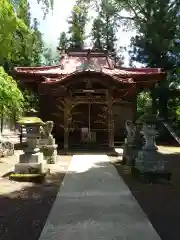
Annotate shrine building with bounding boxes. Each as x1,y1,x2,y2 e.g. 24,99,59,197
14,49,165,150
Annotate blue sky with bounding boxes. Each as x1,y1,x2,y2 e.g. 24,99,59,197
29,0,137,66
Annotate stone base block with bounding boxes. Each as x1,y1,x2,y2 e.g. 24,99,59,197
122,156,136,166
40,145,57,164
19,152,43,163
44,155,57,164
131,166,172,183
135,150,167,172
123,144,137,166
14,163,42,174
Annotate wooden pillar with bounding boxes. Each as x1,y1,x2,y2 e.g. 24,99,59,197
151,85,158,115
64,100,71,150
133,90,137,121
64,106,69,150
107,90,114,148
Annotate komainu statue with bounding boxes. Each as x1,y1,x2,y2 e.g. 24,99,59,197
0,138,14,157
125,120,135,143
38,120,57,164
40,121,54,144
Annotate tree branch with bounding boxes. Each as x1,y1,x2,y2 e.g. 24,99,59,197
126,0,141,19
135,0,147,17
117,15,135,20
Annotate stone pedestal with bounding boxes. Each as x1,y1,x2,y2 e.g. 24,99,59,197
123,138,136,166
135,150,165,172
132,123,172,183
38,139,57,164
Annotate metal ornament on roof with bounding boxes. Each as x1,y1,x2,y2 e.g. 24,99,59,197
76,63,102,72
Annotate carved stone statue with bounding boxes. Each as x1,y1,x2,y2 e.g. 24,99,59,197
122,120,136,165
40,121,54,145
40,121,53,137
133,120,143,148
125,120,135,143
38,121,57,164
0,137,14,157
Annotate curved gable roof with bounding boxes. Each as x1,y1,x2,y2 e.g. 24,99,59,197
14,49,166,82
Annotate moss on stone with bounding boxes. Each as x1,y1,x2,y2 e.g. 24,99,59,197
9,173,46,183
17,117,44,125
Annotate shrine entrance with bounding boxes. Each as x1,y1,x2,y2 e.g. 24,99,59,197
68,102,110,149
60,72,134,150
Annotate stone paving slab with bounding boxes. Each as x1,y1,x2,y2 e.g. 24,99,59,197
39,155,161,240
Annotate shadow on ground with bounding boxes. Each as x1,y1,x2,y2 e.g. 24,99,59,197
57,148,120,157
0,171,66,240
1,148,180,240
111,149,180,240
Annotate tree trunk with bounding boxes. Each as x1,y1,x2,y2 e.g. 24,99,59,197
158,80,169,120
106,15,109,50
159,87,169,120
150,88,157,114
1,107,4,134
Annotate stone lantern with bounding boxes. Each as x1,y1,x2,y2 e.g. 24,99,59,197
132,122,172,183
13,116,45,175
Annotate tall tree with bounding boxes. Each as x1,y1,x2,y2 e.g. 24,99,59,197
16,0,31,27
12,0,54,17
42,46,59,65
31,18,44,66
100,0,118,52
11,0,33,68
91,0,123,66
57,31,69,51
92,18,104,50
0,66,24,131
92,0,118,52
114,0,180,119
1,0,44,71
67,0,88,49
0,0,29,67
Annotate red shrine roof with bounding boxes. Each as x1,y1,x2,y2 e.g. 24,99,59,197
14,49,165,83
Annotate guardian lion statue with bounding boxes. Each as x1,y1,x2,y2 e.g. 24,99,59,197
125,120,136,143
40,121,54,144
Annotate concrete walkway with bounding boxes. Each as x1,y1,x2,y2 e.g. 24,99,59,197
39,155,161,240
